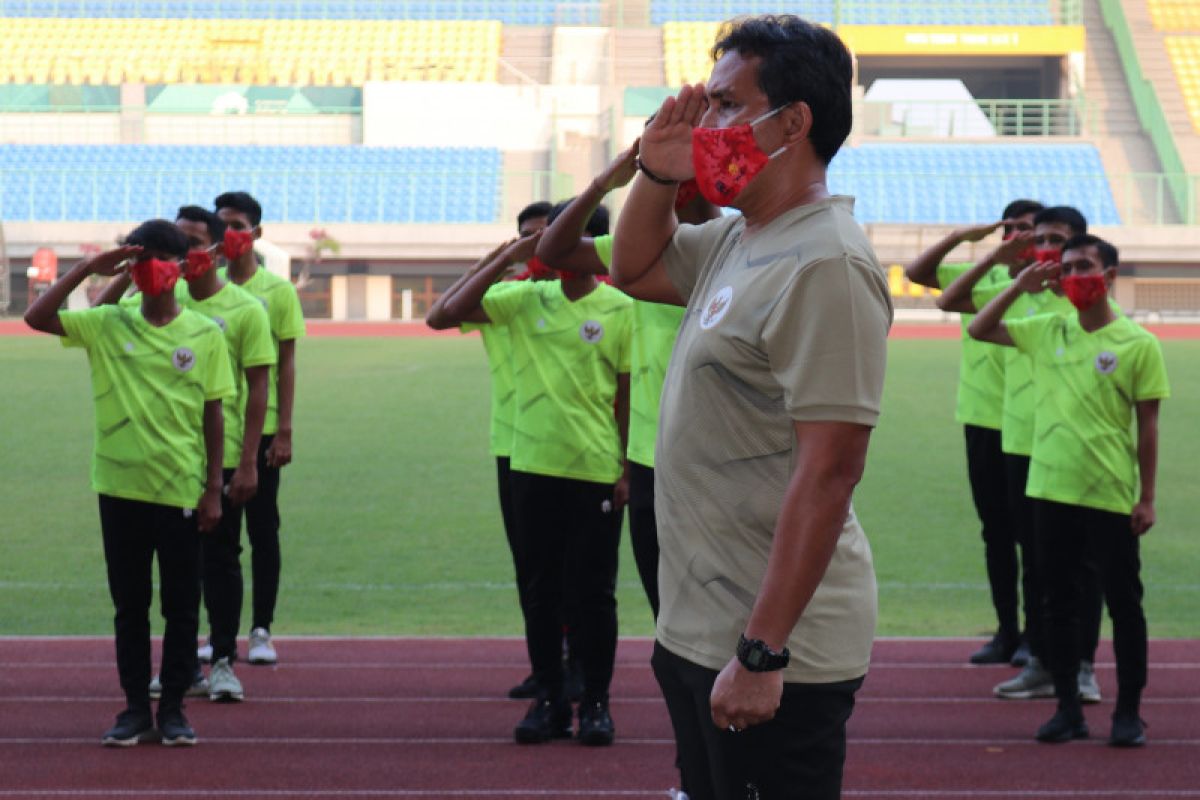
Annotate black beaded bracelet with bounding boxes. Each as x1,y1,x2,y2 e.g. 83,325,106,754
635,156,679,186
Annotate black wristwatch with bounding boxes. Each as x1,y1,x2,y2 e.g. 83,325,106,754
736,633,790,672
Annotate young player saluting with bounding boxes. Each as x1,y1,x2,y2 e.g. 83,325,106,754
213,191,305,665
969,234,1167,747
24,220,233,746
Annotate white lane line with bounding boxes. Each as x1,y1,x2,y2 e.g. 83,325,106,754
1,695,1198,706
0,736,1198,747
4,660,1200,670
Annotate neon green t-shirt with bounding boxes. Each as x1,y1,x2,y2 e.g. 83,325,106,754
60,304,235,509
591,234,686,468
482,280,633,484
219,266,305,435
1008,313,1170,514
180,283,277,468
938,262,1008,429
972,281,1075,456
462,281,523,458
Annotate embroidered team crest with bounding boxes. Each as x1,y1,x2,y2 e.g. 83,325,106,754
700,286,734,330
1094,351,1118,375
172,347,196,372
580,320,604,344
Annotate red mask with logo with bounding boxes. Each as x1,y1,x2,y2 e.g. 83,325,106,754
691,106,786,207
1060,274,1108,311
1034,247,1062,265
131,257,180,296
183,249,215,283
222,228,255,261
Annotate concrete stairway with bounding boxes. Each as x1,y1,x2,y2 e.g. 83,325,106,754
1082,0,1177,223
1128,0,1200,174
499,26,552,85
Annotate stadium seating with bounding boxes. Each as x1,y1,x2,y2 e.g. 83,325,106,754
828,144,1122,225
0,19,501,85
1166,37,1200,132
650,0,1054,25
0,0,599,24
1148,0,1200,31
0,145,501,223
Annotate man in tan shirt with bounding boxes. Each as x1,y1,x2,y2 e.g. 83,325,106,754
611,15,892,800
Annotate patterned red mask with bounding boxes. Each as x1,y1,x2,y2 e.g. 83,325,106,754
1034,247,1061,265
131,258,180,296
674,179,700,211
1060,274,1108,311
222,228,255,261
183,249,215,282
1003,233,1037,263
691,106,786,207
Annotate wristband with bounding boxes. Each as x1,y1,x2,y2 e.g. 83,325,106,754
635,157,679,186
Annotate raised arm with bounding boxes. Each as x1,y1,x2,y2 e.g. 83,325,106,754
425,233,540,330
967,261,1056,346
1131,399,1160,536
612,85,707,305
25,245,142,335
537,142,638,275
905,221,1002,289
936,232,1034,313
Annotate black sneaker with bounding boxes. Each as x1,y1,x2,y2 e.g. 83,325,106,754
156,707,197,747
577,700,615,747
1009,637,1031,667
508,674,539,700
513,697,572,744
1035,708,1089,743
969,632,1020,665
101,708,156,747
1109,711,1147,747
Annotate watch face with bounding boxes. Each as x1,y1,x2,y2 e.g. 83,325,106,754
747,648,764,668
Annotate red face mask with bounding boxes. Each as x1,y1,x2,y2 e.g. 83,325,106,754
1034,247,1061,265
1060,274,1108,311
691,106,786,207
183,249,215,283
674,179,700,211
222,228,255,261
131,258,180,296
558,270,582,282
1004,233,1037,263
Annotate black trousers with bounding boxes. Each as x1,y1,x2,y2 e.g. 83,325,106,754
509,470,621,702
234,434,282,632
201,467,244,662
628,461,660,620
964,425,1018,638
652,643,862,800
98,495,201,710
496,456,531,620
1032,498,1147,713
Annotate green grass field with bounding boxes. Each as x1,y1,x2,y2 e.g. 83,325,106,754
2,335,1197,638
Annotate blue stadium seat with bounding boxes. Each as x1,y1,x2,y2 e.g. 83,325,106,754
0,144,501,223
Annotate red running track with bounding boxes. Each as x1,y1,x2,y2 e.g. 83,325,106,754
1,637,1199,798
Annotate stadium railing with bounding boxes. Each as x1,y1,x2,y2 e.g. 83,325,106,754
1098,0,1192,224
855,97,1093,137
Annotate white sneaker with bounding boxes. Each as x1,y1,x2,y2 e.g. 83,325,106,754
151,670,208,698
993,657,1055,699
208,657,244,702
148,675,162,700
197,642,213,663
248,627,277,665
1078,660,1102,704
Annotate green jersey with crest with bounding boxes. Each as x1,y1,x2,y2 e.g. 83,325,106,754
60,304,234,509
462,281,523,458
179,283,276,468
1007,313,1169,514
482,280,633,484
972,282,1075,456
938,262,1008,429
218,265,305,435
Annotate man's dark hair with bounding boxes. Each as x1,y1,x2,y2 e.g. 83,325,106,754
517,201,553,230
1002,199,1044,221
214,191,263,227
711,15,853,165
176,204,226,244
125,219,189,259
1034,205,1088,235
547,199,610,238
1062,233,1118,269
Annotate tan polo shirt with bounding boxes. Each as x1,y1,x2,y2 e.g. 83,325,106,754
654,196,892,683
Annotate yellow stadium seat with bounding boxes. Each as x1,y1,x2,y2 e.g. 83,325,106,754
888,266,906,297
1149,0,1200,31
1165,36,1200,132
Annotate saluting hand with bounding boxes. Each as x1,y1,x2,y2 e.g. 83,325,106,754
597,139,641,193
991,230,1035,267
955,219,1004,243
86,244,144,276
1014,261,1059,294
640,83,708,182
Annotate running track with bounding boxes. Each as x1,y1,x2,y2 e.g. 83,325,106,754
4,320,1200,340
1,637,1198,798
